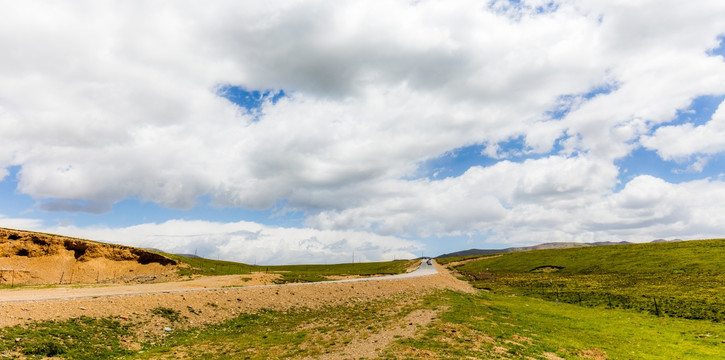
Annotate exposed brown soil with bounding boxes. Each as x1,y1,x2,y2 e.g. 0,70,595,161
0,228,479,357
0,262,473,336
310,308,440,360
577,348,608,359
0,228,183,285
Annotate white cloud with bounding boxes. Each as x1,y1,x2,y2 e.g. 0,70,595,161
641,99,725,161
1,0,725,255
0,219,421,265
307,155,618,237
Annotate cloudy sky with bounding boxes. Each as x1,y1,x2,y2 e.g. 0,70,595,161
1,0,725,264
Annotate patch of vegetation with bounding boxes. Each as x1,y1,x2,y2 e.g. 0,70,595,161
151,307,183,323
163,253,415,282
455,239,725,321
4,290,723,359
160,254,256,276
123,295,418,359
266,260,416,284
0,316,133,359
436,254,497,265
186,306,201,316
384,290,725,359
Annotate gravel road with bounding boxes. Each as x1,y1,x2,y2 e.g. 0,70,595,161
0,260,470,330
0,260,437,303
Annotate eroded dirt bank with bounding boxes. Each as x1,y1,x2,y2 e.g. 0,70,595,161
0,228,181,285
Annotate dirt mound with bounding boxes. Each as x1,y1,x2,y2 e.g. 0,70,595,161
0,228,183,285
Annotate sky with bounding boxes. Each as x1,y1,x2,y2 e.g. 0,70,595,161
1,0,725,264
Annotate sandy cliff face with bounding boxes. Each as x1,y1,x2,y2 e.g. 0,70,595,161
0,228,182,285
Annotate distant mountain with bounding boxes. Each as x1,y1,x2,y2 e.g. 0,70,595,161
437,240,644,258
436,248,508,258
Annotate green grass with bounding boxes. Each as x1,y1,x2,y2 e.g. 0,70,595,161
5,290,722,359
159,254,256,276
151,307,184,323
0,317,134,359
123,295,420,360
265,260,416,284
162,253,416,283
436,253,499,265
454,239,725,321
384,290,725,359
455,239,725,275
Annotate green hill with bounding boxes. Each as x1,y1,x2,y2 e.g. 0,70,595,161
452,239,725,321
455,239,725,275
160,252,415,283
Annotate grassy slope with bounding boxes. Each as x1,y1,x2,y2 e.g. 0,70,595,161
3,290,722,359
453,239,725,321
162,253,416,283
386,291,725,359
454,239,725,275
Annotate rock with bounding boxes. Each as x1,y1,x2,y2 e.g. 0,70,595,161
14,338,21,342
79,306,86,310
164,327,172,332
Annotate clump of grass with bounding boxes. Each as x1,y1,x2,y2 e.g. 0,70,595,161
186,306,201,315
151,307,182,323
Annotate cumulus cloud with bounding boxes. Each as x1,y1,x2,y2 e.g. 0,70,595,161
641,99,725,161
1,0,725,258
31,220,421,265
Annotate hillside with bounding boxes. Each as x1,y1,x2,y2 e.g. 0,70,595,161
0,228,182,285
436,240,632,258
453,238,725,321
454,238,724,274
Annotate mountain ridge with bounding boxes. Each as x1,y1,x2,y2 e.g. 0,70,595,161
436,239,681,258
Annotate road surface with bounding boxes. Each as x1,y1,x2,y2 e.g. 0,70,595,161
0,259,437,303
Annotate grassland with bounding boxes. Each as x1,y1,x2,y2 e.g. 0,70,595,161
162,253,416,283
2,290,723,359
435,254,496,265
453,239,725,321
3,238,724,358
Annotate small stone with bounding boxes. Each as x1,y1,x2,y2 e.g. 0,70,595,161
164,327,172,332
14,338,21,343
79,306,86,310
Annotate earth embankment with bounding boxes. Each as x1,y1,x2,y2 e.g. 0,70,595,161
0,228,181,285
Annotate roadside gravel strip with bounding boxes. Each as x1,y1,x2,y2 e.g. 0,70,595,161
0,260,437,303
0,260,472,329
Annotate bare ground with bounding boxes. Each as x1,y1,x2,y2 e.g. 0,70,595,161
0,262,473,337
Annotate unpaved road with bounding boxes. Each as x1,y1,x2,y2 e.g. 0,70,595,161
0,260,471,329
0,260,437,303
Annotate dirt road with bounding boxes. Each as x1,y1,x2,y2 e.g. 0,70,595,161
0,260,437,303
0,261,472,329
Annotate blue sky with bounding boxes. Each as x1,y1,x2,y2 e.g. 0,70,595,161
1,0,725,264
